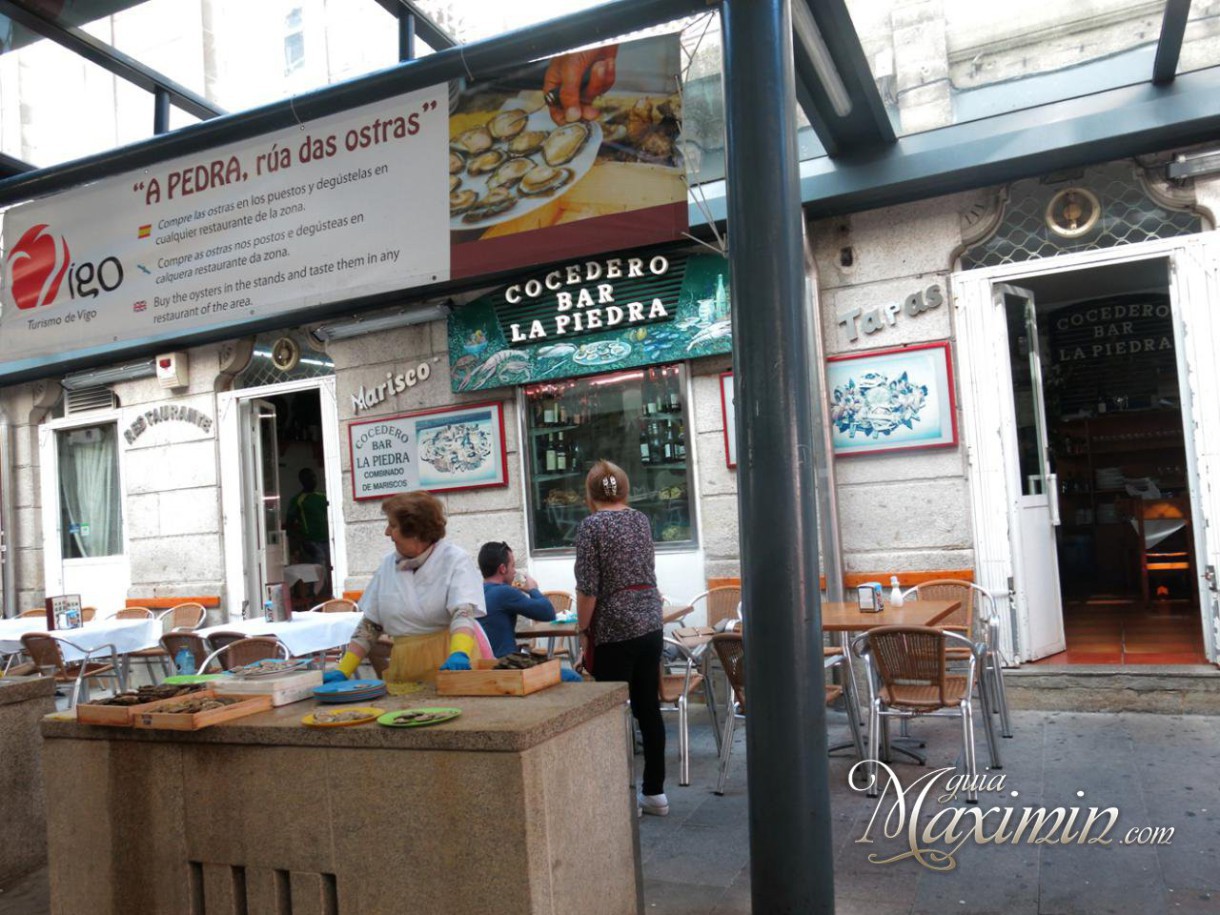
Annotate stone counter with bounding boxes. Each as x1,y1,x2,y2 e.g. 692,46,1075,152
0,676,56,884
41,682,639,915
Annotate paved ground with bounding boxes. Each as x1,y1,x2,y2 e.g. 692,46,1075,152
4,703,1219,914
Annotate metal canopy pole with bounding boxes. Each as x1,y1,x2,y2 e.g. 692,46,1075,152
722,1,835,913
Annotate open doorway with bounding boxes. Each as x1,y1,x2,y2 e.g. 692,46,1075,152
258,387,334,612
1010,261,1205,664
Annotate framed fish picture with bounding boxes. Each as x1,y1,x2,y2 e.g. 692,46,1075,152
348,401,507,500
826,342,958,457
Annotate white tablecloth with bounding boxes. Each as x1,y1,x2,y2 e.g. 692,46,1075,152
283,564,326,587
0,617,161,663
195,611,361,657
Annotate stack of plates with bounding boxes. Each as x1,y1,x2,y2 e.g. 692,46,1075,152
312,679,387,703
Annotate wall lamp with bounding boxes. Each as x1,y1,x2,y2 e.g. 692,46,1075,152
792,1,853,118
311,301,453,343
61,359,157,391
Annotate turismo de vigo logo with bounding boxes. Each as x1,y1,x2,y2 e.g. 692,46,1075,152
3,223,125,312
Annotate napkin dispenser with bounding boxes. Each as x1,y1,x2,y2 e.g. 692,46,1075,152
856,582,883,613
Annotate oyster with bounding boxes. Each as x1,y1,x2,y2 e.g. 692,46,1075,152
487,157,535,191
466,148,506,176
462,187,518,223
449,174,461,193
542,122,590,166
451,125,493,155
449,150,465,175
518,164,574,197
487,108,529,141
507,129,547,157
450,189,478,216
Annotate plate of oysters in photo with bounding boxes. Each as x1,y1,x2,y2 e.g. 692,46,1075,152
449,104,601,231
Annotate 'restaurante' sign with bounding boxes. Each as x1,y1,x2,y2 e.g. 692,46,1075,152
447,252,732,392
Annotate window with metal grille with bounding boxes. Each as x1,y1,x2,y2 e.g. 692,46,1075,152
960,162,1204,270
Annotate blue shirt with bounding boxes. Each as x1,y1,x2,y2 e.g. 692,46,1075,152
481,582,556,658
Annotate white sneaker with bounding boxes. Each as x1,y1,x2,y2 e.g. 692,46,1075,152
638,793,669,817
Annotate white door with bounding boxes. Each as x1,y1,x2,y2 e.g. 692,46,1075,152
1170,237,1220,659
40,417,131,611
240,398,285,610
995,284,1067,660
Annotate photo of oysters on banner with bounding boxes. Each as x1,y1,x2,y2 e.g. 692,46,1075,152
449,101,601,231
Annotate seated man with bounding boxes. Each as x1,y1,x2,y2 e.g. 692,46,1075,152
478,541,556,659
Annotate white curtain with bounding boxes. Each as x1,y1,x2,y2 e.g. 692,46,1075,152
58,425,121,558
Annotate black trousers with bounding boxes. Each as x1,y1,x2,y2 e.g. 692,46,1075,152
594,629,666,796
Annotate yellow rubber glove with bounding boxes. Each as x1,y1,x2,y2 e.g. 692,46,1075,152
337,651,362,678
448,631,476,658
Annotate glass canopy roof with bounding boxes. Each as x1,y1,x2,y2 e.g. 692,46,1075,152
0,0,1214,200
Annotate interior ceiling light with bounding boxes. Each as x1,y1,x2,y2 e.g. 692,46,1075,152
792,2,854,118
61,359,157,391
311,302,452,343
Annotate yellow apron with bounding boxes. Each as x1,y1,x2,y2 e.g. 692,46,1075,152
383,629,490,694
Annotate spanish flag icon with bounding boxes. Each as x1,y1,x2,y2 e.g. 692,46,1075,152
137,224,151,239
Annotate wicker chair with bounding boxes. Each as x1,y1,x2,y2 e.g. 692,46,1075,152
126,603,209,681
160,632,211,676
524,591,575,660
81,608,97,622
711,631,845,795
198,637,289,674
20,632,122,707
690,586,742,630
18,608,46,618
660,637,706,787
112,607,153,620
851,626,988,802
903,579,1012,739
308,598,359,613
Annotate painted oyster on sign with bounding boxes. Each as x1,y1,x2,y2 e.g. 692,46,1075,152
831,370,928,439
418,422,494,474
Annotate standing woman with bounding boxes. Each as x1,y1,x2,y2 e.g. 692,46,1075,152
328,491,490,692
575,460,668,816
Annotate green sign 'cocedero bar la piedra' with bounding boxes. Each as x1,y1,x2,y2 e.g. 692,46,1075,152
448,252,732,392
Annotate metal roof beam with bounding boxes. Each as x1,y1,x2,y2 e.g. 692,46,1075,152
0,0,223,122
792,0,894,157
369,0,456,52
1153,0,1191,84
687,65,1220,226
0,0,708,207
0,152,35,179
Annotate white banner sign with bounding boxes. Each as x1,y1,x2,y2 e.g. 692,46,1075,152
0,85,449,363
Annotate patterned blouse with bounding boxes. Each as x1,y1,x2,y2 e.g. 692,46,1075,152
574,508,663,645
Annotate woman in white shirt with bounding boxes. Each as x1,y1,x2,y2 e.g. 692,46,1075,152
328,491,489,691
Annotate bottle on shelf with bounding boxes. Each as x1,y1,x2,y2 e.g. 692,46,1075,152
543,396,556,426
639,426,651,464
556,432,568,472
676,421,687,460
662,423,675,461
545,434,557,472
649,421,663,463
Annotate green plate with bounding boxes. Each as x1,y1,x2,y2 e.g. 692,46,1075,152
162,674,224,685
377,707,462,728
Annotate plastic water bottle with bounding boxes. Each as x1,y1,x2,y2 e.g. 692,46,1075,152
890,576,904,608
175,647,196,676
264,599,275,622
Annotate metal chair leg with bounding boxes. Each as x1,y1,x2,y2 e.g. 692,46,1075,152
961,699,978,804
678,694,690,787
866,699,881,797
715,709,736,796
977,666,1002,769
990,655,1013,738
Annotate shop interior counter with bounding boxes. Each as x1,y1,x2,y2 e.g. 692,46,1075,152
41,681,639,915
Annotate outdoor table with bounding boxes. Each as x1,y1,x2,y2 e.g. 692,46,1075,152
518,602,693,664
821,599,976,764
0,616,161,690
195,611,361,658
